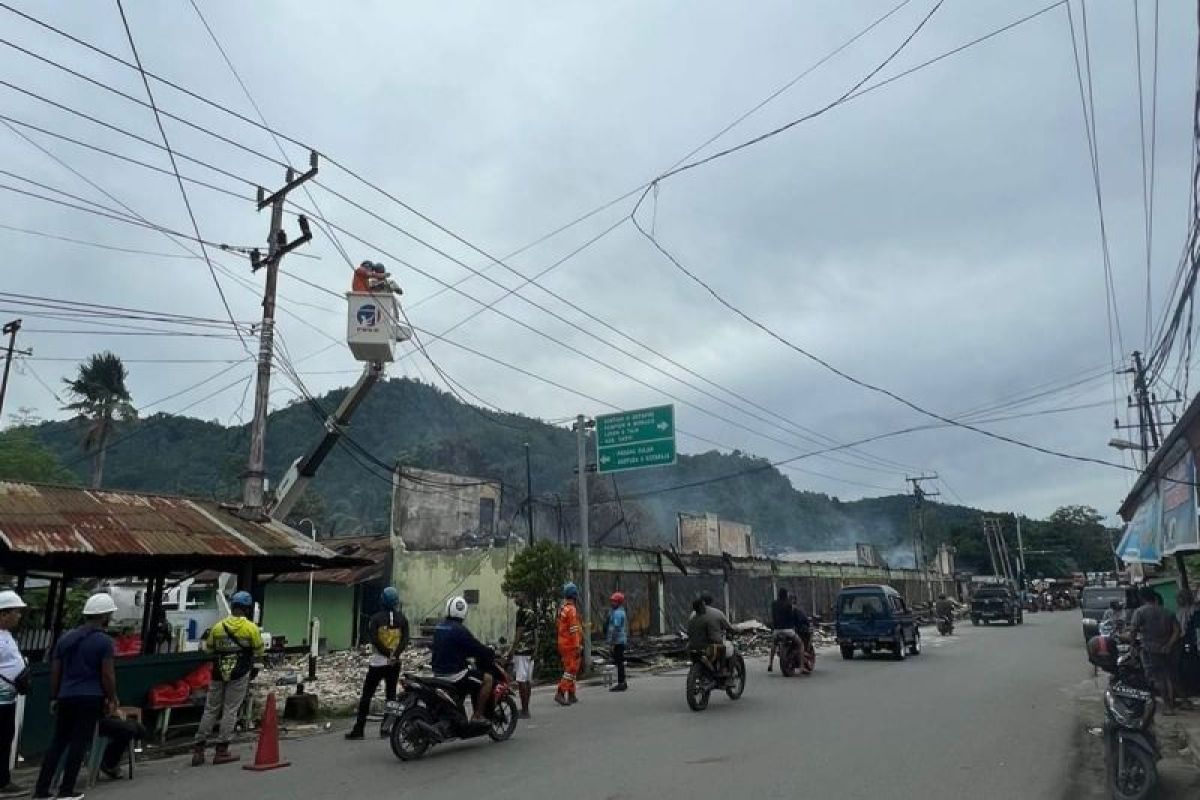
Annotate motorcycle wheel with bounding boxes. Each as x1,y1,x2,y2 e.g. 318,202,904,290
686,663,710,712
726,654,747,700
487,696,518,742
907,630,921,656
1108,744,1157,800
389,707,432,761
840,645,855,660
802,648,815,674
780,648,796,678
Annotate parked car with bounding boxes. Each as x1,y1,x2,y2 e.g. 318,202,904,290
834,584,920,661
1079,586,1129,642
970,585,1023,626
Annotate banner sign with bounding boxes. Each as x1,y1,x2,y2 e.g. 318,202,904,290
1160,441,1200,556
1117,486,1162,564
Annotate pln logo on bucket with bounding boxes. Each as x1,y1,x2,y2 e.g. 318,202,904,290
356,304,378,326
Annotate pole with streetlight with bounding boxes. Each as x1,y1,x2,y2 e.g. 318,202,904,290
297,518,319,681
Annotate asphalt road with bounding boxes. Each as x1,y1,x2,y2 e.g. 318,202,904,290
103,611,1099,800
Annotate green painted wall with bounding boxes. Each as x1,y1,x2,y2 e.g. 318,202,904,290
394,545,518,644
263,583,356,651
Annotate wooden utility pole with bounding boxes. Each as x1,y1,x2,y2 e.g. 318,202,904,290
0,319,26,421
906,475,939,570
241,154,318,513
574,415,594,669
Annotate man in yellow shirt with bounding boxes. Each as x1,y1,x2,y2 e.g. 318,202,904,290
192,592,264,766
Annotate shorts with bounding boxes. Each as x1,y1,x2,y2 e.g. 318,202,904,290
512,655,535,683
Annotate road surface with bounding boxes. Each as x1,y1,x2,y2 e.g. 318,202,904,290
96,611,1117,799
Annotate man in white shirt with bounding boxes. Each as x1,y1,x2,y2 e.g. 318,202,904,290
0,591,28,798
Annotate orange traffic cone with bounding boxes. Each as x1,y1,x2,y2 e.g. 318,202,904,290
243,692,291,771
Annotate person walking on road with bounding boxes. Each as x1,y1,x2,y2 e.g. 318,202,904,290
346,587,410,740
0,591,27,798
606,592,628,692
33,593,120,800
192,592,263,766
506,593,537,719
1130,586,1180,715
555,583,582,707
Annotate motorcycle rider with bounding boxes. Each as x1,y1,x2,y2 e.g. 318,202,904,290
935,593,954,622
697,593,736,675
431,596,495,725
768,588,802,672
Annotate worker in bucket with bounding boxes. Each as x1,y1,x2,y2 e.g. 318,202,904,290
192,591,264,766
555,582,583,706
346,586,410,739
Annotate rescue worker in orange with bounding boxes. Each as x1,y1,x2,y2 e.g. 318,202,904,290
555,582,582,706
352,260,375,292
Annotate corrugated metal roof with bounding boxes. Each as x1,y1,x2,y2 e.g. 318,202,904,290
273,534,391,585
0,482,360,573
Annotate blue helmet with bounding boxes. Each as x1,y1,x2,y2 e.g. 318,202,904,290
381,586,400,609
563,582,578,599
230,591,254,610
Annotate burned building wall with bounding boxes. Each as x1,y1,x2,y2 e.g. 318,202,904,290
676,512,754,556
392,467,503,551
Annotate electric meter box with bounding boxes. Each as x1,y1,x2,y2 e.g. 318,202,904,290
346,291,410,362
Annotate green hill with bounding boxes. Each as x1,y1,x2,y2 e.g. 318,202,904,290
6,376,1116,576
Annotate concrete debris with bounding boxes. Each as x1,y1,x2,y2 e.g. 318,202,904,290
251,643,433,716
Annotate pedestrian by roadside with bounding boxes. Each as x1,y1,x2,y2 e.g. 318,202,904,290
1176,589,1199,701
0,591,27,798
191,592,263,766
506,593,537,719
33,593,120,800
1130,586,1180,715
346,587,409,739
555,583,582,707
606,592,628,692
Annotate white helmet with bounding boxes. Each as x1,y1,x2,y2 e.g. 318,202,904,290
0,591,26,611
446,596,469,621
82,593,118,617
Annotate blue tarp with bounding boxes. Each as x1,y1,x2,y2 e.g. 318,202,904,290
1117,488,1162,564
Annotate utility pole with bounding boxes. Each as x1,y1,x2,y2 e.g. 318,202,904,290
574,415,594,670
1015,514,1026,585
0,320,28,422
982,517,1000,578
524,442,534,546
905,474,939,570
241,154,318,513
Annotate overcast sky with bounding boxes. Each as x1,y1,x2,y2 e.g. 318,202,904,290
0,0,1194,522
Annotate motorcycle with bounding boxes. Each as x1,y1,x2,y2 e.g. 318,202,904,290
936,615,953,636
1091,639,1160,800
769,630,805,677
388,664,518,761
686,645,746,711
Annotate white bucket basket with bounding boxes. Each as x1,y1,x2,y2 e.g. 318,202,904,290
346,292,411,362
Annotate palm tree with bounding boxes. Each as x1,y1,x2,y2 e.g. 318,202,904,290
62,352,135,488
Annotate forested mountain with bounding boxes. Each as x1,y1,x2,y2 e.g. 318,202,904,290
4,377,1118,575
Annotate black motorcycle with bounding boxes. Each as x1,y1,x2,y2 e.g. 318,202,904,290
388,666,518,761
686,645,746,711
936,615,953,636
1089,638,1160,800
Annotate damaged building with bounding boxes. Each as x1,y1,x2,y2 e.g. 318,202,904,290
392,466,503,550
676,511,755,557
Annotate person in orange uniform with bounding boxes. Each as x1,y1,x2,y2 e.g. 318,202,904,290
555,582,582,706
352,260,375,292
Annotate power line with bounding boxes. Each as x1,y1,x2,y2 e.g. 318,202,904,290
0,222,200,259
629,216,1146,477
114,0,246,354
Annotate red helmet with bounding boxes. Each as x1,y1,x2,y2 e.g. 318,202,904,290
610,591,625,606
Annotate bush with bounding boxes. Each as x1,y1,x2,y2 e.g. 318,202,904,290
502,542,577,679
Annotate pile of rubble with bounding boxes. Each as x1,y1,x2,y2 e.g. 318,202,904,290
251,644,433,716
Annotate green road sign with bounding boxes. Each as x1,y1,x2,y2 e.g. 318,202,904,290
595,404,676,474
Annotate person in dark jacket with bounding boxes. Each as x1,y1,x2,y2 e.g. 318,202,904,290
768,588,802,673
432,596,495,723
346,587,410,739
34,593,120,800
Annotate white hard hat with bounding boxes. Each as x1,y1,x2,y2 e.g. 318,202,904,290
0,591,26,611
446,596,469,621
82,593,118,617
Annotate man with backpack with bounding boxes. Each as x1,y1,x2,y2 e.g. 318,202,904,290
192,592,263,766
0,591,27,798
345,587,410,739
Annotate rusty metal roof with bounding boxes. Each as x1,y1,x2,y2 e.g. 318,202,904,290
0,482,366,576
273,534,391,585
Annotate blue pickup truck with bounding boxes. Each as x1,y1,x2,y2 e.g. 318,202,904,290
834,584,921,661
